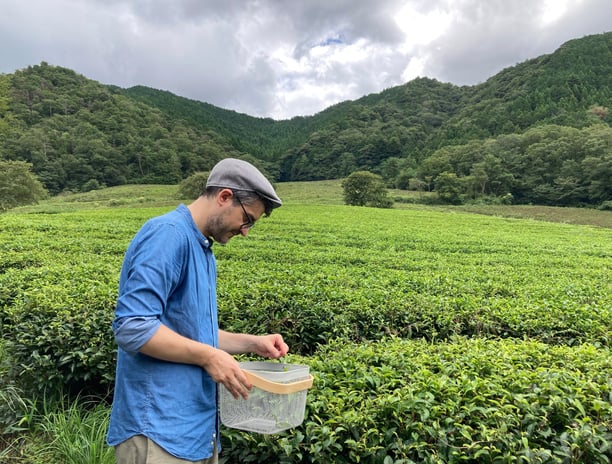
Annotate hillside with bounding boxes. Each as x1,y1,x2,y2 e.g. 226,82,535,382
0,32,610,207
438,33,612,142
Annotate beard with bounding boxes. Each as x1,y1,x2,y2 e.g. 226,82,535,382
205,212,240,245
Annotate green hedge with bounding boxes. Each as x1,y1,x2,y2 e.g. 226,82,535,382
221,337,612,463
1,205,610,396
217,206,611,350
1,204,611,460
1,261,117,396
0,211,128,396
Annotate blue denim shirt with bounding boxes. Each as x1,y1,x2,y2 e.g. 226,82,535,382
107,204,220,460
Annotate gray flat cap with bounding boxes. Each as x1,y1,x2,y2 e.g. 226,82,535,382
206,158,282,208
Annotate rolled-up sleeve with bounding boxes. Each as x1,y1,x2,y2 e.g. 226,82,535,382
113,316,161,354
113,221,184,354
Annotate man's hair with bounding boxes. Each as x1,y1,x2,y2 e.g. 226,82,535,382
204,186,275,217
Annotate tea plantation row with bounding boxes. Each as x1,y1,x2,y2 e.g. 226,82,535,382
224,338,611,463
1,203,610,462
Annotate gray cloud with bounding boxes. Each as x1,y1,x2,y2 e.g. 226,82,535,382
0,0,610,119
425,0,612,85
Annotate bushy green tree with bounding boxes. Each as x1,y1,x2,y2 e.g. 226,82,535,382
435,171,462,204
0,160,48,211
341,171,393,208
176,171,209,200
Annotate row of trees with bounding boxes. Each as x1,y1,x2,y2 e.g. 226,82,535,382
382,124,611,206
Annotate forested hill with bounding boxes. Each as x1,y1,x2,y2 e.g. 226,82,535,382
1,32,611,207
277,32,611,184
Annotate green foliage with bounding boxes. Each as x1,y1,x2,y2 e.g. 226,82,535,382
29,396,114,464
418,124,612,207
0,74,15,139
217,205,611,352
434,171,462,204
0,184,611,461
598,200,612,211
1,63,244,194
222,338,612,463
5,292,116,397
0,210,130,397
0,380,34,435
0,160,48,211
278,33,612,196
341,171,393,208
1,198,610,398
12,184,180,212
2,33,612,207
124,86,313,162
278,78,464,182
177,171,209,200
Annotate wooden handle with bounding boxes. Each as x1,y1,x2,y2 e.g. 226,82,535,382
244,371,314,394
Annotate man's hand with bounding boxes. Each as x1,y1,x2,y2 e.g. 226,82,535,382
252,334,290,359
139,324,252,399
200,348,252,400
218,330,290,359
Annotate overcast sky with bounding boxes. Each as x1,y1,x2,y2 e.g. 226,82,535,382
1,0,610,120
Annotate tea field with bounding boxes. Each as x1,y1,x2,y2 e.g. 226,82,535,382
0,183,610,463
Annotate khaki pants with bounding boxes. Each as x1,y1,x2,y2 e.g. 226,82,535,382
115,435,218,464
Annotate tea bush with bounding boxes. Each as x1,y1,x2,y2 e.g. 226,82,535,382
1,191,611,460
0,210,132,396
1,204,610,396
217,205,611,350
3,267,117,396
221,337,612,463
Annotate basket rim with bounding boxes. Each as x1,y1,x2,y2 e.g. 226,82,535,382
244,371,314,394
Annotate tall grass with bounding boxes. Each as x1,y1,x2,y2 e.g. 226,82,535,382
30,397,114,464
0,371,113,464
0,384,34,434
0,340,36,462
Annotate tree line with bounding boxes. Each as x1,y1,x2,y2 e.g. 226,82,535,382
0,32,611,209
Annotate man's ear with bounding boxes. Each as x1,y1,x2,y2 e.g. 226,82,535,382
217,188,234,206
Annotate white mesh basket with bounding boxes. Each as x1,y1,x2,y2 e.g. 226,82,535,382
219,362,313,434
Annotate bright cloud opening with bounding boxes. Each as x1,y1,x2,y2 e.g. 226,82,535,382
541,0,574,25
394,5,452,48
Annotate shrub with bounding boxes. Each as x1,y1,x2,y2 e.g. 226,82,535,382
434,171,462,204
341,171,393,208
221,338,612,463
1,203,610,401
0,160,48,211
2,271,117,397
81,179,104,192
598,200,612,211
1,193,611,461
177,171,209,200
0,217,121,398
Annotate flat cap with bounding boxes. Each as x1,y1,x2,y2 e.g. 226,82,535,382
206,158,282,208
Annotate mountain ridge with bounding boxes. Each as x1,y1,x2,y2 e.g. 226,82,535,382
1,31,610,206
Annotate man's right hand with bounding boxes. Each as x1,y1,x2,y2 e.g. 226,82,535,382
200,348,252,400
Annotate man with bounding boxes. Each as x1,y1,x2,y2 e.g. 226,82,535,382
107,158,289,463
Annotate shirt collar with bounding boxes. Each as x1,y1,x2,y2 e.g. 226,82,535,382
177,204,212,249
